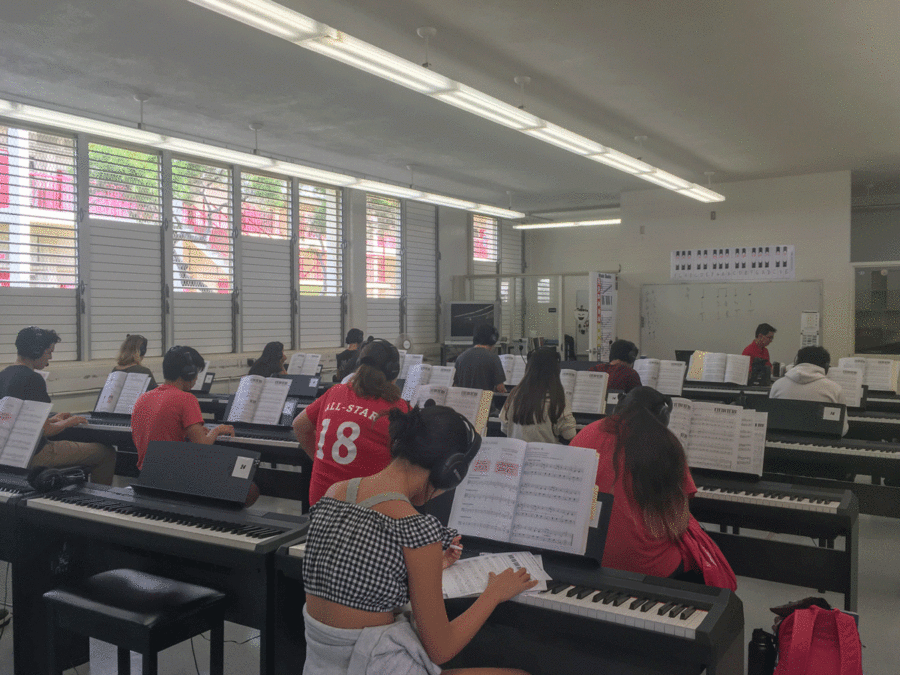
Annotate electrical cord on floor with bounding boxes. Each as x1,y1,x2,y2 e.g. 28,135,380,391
190,636,201,675
199,630,261,645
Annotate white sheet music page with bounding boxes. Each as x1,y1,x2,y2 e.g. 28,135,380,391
701,353,728,382
511,357,528,386
448,437,527,543
862,358,896,392
684,402,743,471
509,443,599,555
400,364,429,404
724,354,751,385
399,354,424,380
286,353,307,375
498,354,514,385
442,551,548,599
444,387,488,428
667,398,694,448
191,361,210,390
559,369,577,403
417,384,448,407
95,372,128,413
633,358,660,389
428,366,455,388
734,410,767,475
0,398,52,468
113,373,151,414
229,375,265,423
299,354,321,377
656,360,686,396
570,371,608,414
251,377,292,425
0,397,23,451
826,367,863,408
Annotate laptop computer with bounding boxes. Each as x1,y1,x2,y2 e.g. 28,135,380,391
131,440,260,507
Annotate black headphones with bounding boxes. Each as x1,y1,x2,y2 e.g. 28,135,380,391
359,338,401,381
168,346,200,381
429,413,482,491
615,387,673,425
19,326,53,359
128,334,148,358
27,466,88,493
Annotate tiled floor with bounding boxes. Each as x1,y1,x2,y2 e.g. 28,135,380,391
2,507,897,674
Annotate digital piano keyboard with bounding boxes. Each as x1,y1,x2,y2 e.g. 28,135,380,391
765,432,900,476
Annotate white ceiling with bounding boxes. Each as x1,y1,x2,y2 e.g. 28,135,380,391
2,0,899,213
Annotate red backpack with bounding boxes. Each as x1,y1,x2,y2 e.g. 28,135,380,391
774,605,862,675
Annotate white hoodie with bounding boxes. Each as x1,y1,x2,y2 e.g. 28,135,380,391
770,363,848,435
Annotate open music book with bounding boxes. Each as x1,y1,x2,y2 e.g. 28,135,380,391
407,385,493,433
448,438,600,556
559,369,609,414
837,357,900,393
401,364,456,405
95,372,151,414
286,353,321,376
667,398,767,476
0,396,53,468
190,360,211,391
228,375,292,425
633,359,687,396
826,367,864,408
687,351,751,386
399,353,424,380
498,354,528,386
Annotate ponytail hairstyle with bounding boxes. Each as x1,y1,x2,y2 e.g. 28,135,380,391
350,338,401,402
117,334,148,367
606,386,689,541
387,404,470,478
506,348,566,426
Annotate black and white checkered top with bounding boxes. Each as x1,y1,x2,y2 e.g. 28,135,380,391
303,478,457,613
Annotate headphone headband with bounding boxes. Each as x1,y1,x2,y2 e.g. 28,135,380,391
429,412,482,491
359,338,401,381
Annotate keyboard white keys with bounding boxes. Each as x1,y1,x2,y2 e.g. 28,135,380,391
216,435,300,449
767,439,900,459
82,421,132,433
27,496,286,552
847,415,900,426
0,488,22,504
514,584,708,639
695,486,841,513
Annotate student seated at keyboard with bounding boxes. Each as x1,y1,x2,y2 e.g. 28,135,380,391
588,339,642,393
294,338,411,506
302,404,536,675
111,333,157,389
131,346,234,472
0,326,116,485
770,346,848,436
248,340,287,377
333,328,364,382
571,387,703,583
499,347,576,444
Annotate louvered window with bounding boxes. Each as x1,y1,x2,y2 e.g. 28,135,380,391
241,172,289,238
88,143,161,224
404,202,438,344
366,194,401,299
171,159,233,293
0,125,78,362
537,278,551,303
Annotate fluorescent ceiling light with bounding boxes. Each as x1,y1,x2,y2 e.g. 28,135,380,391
433,85,542,130
523,122,607,156
589,149,654,175
513,218,621,230
475,205,527,219
354,180,424,200
303,32,454,94
185,0,322,41
421,194,478,210
161,138,275,168
638,169,694,190
676,184,726,203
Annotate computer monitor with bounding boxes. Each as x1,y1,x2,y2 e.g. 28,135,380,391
443,301,500,343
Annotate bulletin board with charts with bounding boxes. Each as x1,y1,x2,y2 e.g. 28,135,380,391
671,245,795,282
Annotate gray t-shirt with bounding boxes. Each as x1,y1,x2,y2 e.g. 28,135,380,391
452,346,506,391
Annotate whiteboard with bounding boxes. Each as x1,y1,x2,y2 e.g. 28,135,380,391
640,281,822,365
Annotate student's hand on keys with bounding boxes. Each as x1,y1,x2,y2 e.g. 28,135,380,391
485,568,538,602
214,424,235,438
68,415,88,427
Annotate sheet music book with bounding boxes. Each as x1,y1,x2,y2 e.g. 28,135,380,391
410,385,493,434
558,370,609,414
227,375,292,425
401,364,456,405
826,367,864,408
498,354,528,386
838,357,899,393
441,551,550,599
667,398,767,476
687,351,750,385
633,359,686,396
191,360,211,391
448,438,600,556
399,353,424,380
0,396,53,469
95,372,151,414
286,353,322,376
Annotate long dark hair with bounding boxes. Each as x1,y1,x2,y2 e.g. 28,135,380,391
387,405,469,472
606,386,689,540
505,348,566,425
350,340,401,402
249,341,284,377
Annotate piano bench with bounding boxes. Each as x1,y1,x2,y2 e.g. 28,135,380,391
43,568,227,675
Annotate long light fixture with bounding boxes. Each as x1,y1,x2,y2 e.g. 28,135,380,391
184,0,725,203
0,97,524,218
513,218,621,230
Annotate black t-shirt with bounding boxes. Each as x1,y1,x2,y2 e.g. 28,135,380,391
334,348,360,382
0,365,51,403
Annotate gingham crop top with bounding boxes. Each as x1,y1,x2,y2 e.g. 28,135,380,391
302,478,458,613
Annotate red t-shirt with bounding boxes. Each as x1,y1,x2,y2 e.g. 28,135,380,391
570,418,696,578
131,384,204,470
588,362,642,393
304,384,411,506
741,341,771,368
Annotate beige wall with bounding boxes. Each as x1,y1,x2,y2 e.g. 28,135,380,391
524,170,853,363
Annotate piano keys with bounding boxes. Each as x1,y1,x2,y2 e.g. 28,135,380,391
765,432,900,478
692,476,858,610
12,483,308,675
0,470,34,562
846,411,900,441
680,382,770,404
